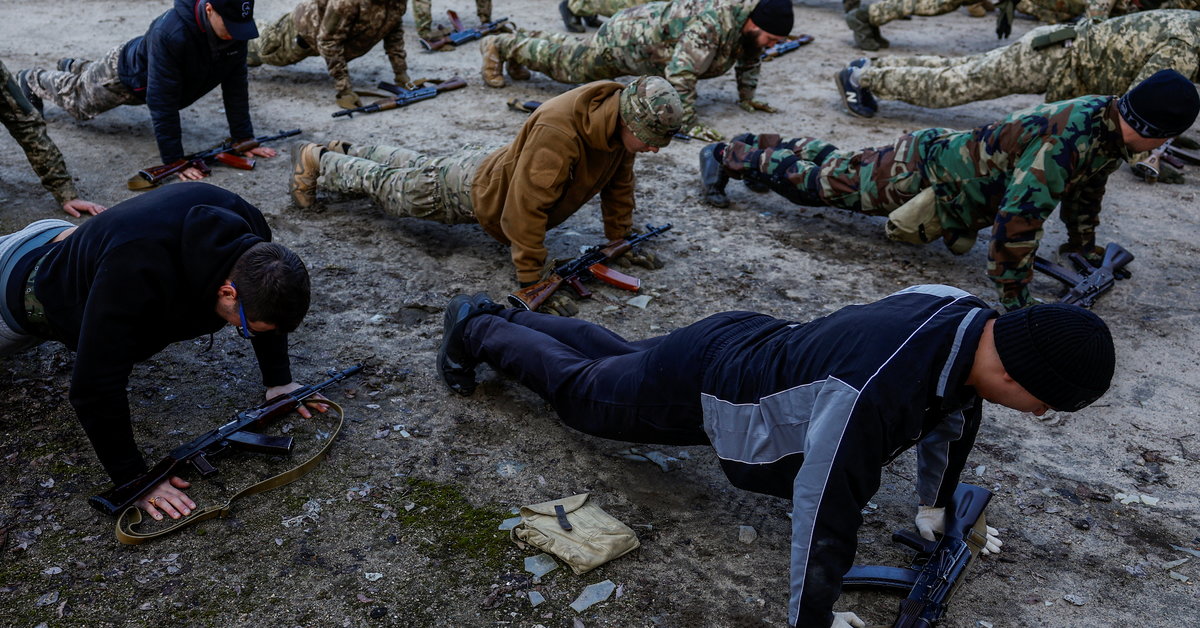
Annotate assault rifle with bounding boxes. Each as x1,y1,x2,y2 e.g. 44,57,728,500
505,99,700,141
1033,242,1134,308
332,77,467,118
508,224,672,312
843,483,993,627
760,34,815,61
88,364,363,516
421,12,509,51
127,129,301,190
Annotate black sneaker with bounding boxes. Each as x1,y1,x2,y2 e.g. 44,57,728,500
15,70,43,116
438,293,500,395
558,0,584,33
834,67,877,118
699,143,730,208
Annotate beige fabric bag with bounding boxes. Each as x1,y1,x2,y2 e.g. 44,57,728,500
884,187,941,245
510,493,640,574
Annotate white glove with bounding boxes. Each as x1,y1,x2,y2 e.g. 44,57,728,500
979,525,1003,555
832,611,866,628
915,505,944,541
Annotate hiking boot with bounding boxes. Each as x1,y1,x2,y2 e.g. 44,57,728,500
56,58,84,74
582,14,602,27
438,293,499,395
558,0,585,33
834,66,877,118
967,2,988,17
480,36,506,88
845,7,883,52
15,70,42,116
289,142,323,209
699,143,731,208
507,59,531,81
326,139,353,155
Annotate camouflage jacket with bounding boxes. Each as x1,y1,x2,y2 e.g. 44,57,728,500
293,0,407,94
921,96,1129,306
1054,10,1200,102
1019,0,1198,24
1,60,77,205
597,0,761,124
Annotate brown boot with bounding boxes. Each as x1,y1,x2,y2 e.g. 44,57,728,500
966,2,987,17
289,142,324,209
480,36,506,88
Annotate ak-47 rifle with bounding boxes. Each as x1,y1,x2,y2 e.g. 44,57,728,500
843,483,993,627
421,13,509,51
508,224,672,312
127,129,301,191
88,364,363,516
760,34,815,61
1033,242,1134,308
332,77,467,118
505,98,699,141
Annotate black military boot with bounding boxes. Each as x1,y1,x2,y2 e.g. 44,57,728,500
438,293,501,395
699,143,731,208
15,70,43,116
582,14,603,27
558,0,585,33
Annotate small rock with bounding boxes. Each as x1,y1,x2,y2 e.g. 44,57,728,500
42,567,62,575
1163,558,1190,570
528,591,546,608
977,622,994,628
1071,518,1091,530
364,572,383,582
525,554,559,581
1062,594,1086,606
369,606,387,619
737,525,758,544
497,461,526,478
36,591,59,606
974,465,986,476
570,580,616,613
1169,571,1192,583
626,295,652,309
1140,495,1160,506
1171,545,1200,558
498,516,522,531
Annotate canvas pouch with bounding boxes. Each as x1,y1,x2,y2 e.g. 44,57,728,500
884,187,941,245
510,493,640,574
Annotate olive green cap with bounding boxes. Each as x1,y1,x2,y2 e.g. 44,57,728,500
619,76,683,148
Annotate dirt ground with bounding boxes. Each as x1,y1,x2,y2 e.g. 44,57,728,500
2,0,1199,626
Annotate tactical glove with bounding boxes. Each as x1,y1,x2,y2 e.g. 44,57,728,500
542,293,579,317
996,0,1014,39
832,611,866,628
615,248,664,270
916,505,1002,555
336,90,362,109
738,98,778,114
681,122,724,142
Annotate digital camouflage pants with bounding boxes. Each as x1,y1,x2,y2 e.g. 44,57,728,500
317,144,497,225
858,24,1072,108
247,12,314,67
26,43,141,121
493,29,625,85
868,0,973,26
1,60,76,204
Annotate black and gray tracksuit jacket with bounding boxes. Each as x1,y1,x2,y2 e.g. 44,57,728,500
699,285,996,627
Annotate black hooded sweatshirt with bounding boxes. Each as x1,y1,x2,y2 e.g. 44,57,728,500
118,0,254,163
25,182,291,485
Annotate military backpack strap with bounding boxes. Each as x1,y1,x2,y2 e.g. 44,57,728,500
113,400,346,545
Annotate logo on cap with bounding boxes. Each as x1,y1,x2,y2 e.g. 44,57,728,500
241,1,252,18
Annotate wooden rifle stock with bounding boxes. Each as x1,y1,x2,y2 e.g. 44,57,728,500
508,274,566,311
127,130,299,190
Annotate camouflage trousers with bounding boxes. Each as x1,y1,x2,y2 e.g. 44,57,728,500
1016,0,1088,22
495,29,625,85
868,0,973,26
567,0,645,17
858,24,1071,108
318,144,497,224
247,12,314,67
413,0,492,38
720,131,944,216
26,43,140,121
1,60,76,205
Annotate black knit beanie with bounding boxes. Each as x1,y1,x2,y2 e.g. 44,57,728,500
993,304,1115,412
749,0,794,37
1117,69,1200,139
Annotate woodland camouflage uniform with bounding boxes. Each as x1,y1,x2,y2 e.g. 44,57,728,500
1016,0,1198,24
247,0,410,95
487,0,762,126
411,0,492,40
0,60,78,206
719,96,1131,309
858,10,1200,108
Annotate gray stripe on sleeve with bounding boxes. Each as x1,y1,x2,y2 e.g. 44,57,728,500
936,307,986,397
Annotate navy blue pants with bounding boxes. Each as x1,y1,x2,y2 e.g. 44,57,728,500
464,309,770,445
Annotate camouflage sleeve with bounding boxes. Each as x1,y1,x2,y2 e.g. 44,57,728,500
1058,159,1118,249
1,74,78,205
599,154,636,241
315,0,359,95
382,16,409,82
734,50,762,103
1085,0,1116,18
1131,38,1200,87
663,15,724,125
988,138,1070,306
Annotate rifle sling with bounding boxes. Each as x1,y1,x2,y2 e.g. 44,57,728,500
113,400,345,545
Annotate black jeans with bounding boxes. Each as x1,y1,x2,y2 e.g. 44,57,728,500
464,309,770,445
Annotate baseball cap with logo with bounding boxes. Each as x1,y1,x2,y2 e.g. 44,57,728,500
210,0,258,40
618,76,683,148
